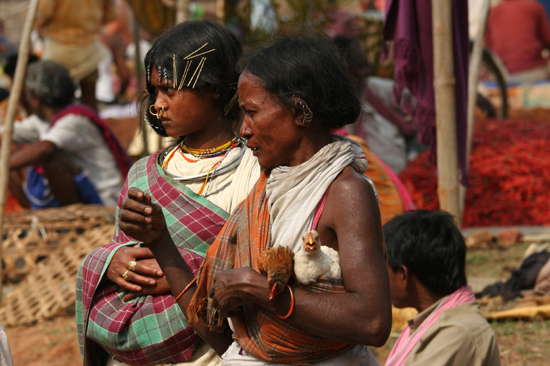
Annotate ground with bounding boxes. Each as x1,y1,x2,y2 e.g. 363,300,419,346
4,239,550,366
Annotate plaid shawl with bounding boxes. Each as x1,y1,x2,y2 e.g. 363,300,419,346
188,172,353,365
76,151,229,366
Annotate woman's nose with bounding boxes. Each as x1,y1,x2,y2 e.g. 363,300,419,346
240,117,252,138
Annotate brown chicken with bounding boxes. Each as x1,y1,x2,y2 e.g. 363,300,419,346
258,246,295,300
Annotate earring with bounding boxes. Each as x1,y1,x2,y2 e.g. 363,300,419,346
149,105,165,118
295,100,313,126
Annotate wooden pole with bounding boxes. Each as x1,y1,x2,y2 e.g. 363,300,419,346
0,0,41,304
132,12,148,158
432,0,462,226
460,0,491,214
176,0,189,24
216,0,225,23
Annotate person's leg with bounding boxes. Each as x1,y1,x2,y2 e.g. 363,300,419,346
8,169,30,209
41,150,82,206
80,79,98,111
79,69,99,111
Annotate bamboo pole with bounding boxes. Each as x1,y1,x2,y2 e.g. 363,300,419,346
176,0,190,23
460,0,491,214
216,0,225,23
432,0,461,226
0,0,41,304
132,12,148,158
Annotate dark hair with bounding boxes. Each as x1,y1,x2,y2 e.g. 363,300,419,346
238,34,360,129
143,20,243,137
25,60,76,107
383,210,467,297
4,53,40,78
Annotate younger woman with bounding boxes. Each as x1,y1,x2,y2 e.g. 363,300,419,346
76,20,260,366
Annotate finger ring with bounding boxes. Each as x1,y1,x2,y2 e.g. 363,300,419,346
122,270,129,280
128,260,137,271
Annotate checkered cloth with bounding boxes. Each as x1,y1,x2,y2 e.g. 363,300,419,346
76,151,229,366
188,172,353,365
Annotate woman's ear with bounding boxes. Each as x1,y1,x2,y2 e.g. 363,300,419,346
291,97,313,127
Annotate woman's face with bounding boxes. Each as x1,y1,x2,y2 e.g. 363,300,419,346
148,66,224,145
238,71,305,171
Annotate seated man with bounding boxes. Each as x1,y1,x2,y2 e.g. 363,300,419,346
0,60,132,209
485,0,550,83
333,36,422,174
383,210,501,366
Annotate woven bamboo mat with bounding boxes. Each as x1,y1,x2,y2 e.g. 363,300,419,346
2,204,116,283
0,224,115,327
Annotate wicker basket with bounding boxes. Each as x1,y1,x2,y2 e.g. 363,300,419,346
0,224,115,327
2,204,116,283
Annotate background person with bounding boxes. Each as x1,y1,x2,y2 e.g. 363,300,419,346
485,0,550,83
383,210,501,366
35,0,117,111
76,20,261,366
0,60,131,209
333,36,420,174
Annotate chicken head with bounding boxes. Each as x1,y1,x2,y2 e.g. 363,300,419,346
258,246,294,300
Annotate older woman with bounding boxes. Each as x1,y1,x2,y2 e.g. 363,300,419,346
123,35,391,365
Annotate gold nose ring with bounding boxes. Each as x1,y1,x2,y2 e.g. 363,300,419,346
149,105,165,118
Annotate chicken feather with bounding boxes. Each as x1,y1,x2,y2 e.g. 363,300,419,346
258,246,294,300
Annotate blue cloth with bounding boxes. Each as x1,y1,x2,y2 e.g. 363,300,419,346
538,0,550,23
24,167,103,209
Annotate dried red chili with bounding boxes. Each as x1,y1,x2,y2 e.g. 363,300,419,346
398,120,550,228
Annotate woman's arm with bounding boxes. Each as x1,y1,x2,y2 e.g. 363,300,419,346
209,168,392,347
118,187,233,355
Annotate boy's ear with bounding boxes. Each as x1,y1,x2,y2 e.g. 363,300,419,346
397,265,410,289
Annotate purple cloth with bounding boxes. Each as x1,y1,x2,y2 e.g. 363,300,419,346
382,0,469,186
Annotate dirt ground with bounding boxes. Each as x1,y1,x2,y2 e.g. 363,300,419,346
5,235,550,366
4,106,550,366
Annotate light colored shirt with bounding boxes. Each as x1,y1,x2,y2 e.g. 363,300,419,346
403,300,501,366
36,0,116,46
10,113,123,207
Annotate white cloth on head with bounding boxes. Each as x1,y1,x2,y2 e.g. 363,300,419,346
266,134,376,253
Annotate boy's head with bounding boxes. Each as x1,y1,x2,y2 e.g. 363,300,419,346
383,210,467,307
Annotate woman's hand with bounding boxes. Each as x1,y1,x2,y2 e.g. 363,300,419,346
123,275,170,301
119,187,167,244
208,267,265,317
106,246,164,292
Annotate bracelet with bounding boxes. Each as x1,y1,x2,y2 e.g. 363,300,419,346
173,276,197,303
276,284,294,319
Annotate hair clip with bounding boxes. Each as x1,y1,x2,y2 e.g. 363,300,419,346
173,54,178,89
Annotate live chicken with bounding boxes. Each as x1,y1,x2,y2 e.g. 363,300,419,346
294,230,341,285
258,246,295,300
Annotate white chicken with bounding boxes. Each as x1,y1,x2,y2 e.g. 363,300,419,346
293,230,341,285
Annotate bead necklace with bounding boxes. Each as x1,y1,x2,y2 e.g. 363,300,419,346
180,136,238,159
162,138,242,197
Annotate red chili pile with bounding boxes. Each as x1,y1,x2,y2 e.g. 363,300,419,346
398,119,550,228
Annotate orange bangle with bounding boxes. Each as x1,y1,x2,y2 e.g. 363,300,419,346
277,284,294,319
174,276,197,303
